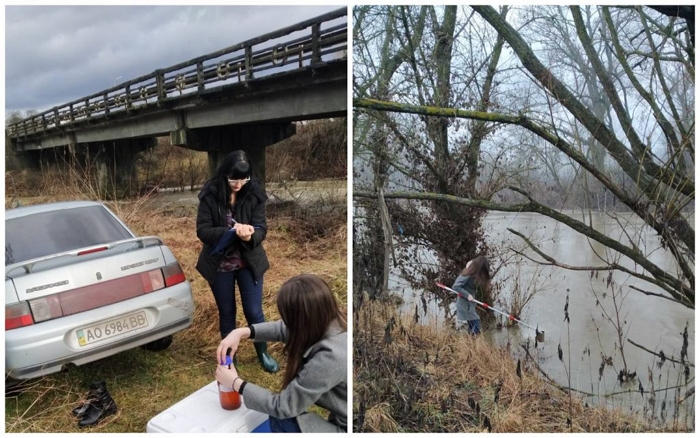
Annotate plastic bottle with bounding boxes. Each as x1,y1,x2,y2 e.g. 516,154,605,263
218,355,241,410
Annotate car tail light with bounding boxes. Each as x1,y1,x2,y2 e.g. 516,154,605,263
141,269,165,293
29,295,63,322
162,263,186,287
6,302,34,330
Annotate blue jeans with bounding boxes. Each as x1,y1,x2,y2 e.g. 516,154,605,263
467,319,481,335
269,416,301,433
211,267,264,338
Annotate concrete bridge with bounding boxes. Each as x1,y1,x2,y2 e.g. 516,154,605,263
6,8,347,194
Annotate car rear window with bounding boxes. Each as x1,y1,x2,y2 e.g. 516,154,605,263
5,205,134,265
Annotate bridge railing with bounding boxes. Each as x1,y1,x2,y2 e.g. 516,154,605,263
7,7,347,139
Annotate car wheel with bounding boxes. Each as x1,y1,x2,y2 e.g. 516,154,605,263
141,335,173,352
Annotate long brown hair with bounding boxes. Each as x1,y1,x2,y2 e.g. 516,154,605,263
276,274,347,389
460,256,491,291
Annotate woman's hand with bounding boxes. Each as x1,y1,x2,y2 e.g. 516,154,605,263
235,224,254,241
467,294,474,302
216,327,252,364
215,364,239,389
217,330,242,364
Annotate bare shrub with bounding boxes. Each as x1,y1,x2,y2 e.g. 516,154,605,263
267,118,347,182
136,138,208,192
506,260,549,320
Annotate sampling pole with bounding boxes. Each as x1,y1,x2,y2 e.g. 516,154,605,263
436,281,544,340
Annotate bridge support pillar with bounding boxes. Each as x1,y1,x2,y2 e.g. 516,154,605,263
75,138,156,198
5,140,41,171
172,123,296,188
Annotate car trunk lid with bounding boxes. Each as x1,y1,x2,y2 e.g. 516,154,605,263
6,238,186,325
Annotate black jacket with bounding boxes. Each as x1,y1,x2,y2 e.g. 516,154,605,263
195,178,270,284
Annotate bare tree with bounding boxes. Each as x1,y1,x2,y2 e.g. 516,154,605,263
355,7,523,308
355,6,694,308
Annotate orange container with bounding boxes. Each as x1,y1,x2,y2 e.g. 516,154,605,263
218,355,241,410
218,384,241,410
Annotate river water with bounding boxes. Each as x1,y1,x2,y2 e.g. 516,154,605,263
394,210,694,427
147,179,347,209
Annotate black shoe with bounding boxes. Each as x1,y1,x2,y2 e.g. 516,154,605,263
78,387,117,427
78,398,117,427
254,342,279,373
71,380,106,417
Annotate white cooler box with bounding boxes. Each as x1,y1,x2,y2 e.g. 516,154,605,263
147,381,269,433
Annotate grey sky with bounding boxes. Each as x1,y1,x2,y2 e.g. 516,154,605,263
5,5,342,115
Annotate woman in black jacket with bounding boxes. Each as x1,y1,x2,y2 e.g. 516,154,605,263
196,150,278,373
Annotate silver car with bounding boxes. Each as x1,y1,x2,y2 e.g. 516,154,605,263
5,201,194,386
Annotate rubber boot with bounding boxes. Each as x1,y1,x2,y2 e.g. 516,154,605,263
72,380,107,417
254,342,279,373
77,386,118,427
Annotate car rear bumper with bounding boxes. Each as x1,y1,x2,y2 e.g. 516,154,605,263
5,281,194,380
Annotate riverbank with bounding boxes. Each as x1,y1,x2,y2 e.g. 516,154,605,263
5,197,347,432
353,299,691,432
388,209,694,424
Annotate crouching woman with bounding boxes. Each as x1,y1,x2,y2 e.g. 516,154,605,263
215,274,347,433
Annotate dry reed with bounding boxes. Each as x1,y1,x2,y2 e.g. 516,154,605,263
354,299,687,433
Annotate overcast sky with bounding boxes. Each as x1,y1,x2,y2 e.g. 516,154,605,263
5,5,342,115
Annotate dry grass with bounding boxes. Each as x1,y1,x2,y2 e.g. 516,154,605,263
353,300,687,433
5,194,346,433
266,118,346,182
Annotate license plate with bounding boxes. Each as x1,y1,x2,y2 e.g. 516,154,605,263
76,311,149,347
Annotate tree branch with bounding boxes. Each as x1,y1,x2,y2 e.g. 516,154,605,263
507,228,681,299
627,338,694,368
522,344,694,398
380,113,445,187
521,344,596,396
624,50,686,63
353,97,695,272
637,7,690,142
629,285,689,307
645,6,694,46
602,6,686,172
571,7,649,163
470,5,694,201
354,189,693,307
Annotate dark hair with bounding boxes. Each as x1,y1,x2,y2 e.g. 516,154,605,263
211,150,254,206
461,256,491,291
276,274,347,389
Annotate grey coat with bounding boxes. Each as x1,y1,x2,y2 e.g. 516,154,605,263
452,274,479,322
242,319,347,433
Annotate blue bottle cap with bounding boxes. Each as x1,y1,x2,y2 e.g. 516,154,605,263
220,356,233,366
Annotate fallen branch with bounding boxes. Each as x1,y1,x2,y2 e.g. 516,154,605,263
603,381,694,398
522,344,694,399
629,285,688,307
521,344,595,396
677,387,695,404
507,228,679,299
627,338,694,368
